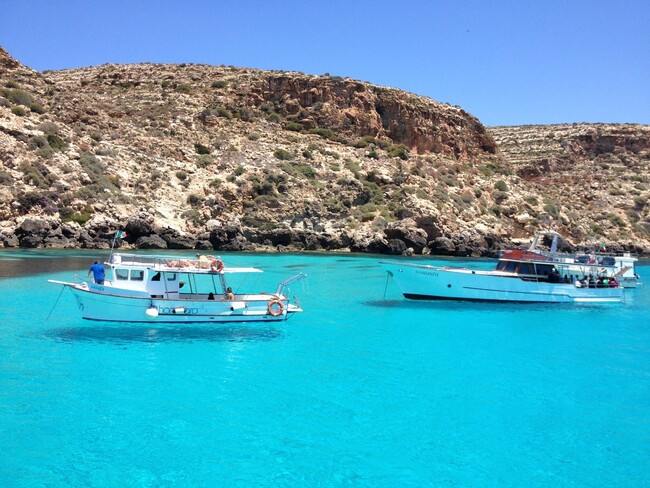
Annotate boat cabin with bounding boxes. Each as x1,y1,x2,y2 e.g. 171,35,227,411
102,253,231,299
495,258,561,282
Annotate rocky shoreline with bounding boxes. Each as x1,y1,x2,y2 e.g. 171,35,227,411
4,215,647,258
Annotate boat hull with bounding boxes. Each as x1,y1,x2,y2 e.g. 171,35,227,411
66,285,298,323
382,262,624,303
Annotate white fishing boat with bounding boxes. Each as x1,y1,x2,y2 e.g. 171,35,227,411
382,251,624,304
49,253,306,323
517,231,641,288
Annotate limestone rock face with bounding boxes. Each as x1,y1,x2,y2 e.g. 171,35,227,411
15,218,55,247
384,221,428,253
135,235,167,249
244,74,497,158
0,47,648,255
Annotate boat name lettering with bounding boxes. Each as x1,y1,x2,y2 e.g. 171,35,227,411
416,270,439,277
156,306,199,315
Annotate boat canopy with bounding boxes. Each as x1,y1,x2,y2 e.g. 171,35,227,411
106,253,262,274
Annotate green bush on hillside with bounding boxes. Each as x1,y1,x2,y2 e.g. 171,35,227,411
38,122,60,135
187,194,203,207
63,207,93,225
217,107,232,119
285,121,303,132
3,88,33,106
182,209,201,225
387,144,409,160
307,127,339,141
274,149,293,161
30,102,46,114
195,143,210,155
47,134,68,151
281,162,316,179
543,202,560,219
606,213,626,228
196,154,212,168
492,190,508,203
494,180,508,192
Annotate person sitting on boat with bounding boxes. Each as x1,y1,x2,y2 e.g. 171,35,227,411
548,267,560,283
574,278,583,288
87,260,105,285
207,292,215,300
609,277,619,288
225,287,235,300
196,254,217,269
196,254,208,268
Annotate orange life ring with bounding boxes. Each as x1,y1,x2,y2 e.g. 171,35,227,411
268,299,284,317
210,258,224,272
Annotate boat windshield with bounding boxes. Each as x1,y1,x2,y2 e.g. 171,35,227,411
495,260,518,272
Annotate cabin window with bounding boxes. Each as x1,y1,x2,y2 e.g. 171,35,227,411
130,270,144,281
503,261,518,273
151,272,161,282
115,269,129,280
518,263,533,275
496,261,507,271
535,264,553,276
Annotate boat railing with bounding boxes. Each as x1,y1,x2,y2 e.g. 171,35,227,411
275,272,307,297
504,247,636,266
107,253,221,271
107,253,160,267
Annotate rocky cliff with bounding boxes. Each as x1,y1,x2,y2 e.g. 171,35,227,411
1,46,649,255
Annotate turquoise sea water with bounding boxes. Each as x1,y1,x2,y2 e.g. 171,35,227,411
0,250,649,487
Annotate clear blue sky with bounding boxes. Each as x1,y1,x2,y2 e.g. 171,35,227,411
1,0,648,126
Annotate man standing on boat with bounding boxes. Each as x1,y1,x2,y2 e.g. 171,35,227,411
87,260,105,285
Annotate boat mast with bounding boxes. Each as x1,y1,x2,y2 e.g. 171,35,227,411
108,230,126,263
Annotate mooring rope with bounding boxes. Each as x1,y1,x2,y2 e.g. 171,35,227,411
46,285,66,321
383,274,390,300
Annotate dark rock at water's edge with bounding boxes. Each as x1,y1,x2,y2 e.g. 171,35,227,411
5,216,648,257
